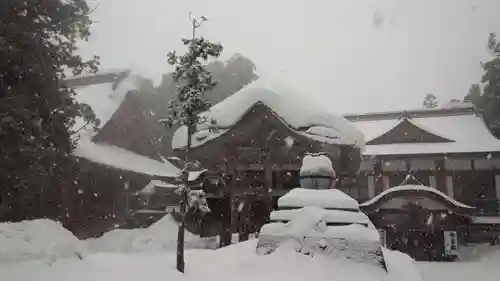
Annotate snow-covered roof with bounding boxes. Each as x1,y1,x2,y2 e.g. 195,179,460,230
470,216,500,225
188,169,208,181
137,180,178,194
70,71,181,178
349,110,500,155
74,133,180,177
172,78,364,150
359,185,474,209
300,154,335,178
278,188,359,210
73,71,141,130
270,209,371,225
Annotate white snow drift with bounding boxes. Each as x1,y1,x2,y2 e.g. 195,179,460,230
87,214,208,253
0,239,422,281
0,219,87,264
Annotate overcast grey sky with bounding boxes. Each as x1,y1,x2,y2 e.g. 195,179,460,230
79,0,500,114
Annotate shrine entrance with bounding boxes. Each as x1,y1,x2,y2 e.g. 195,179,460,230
360,185,473,261
387,223,446,261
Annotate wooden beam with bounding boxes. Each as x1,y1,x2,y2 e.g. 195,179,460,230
219,163,302,172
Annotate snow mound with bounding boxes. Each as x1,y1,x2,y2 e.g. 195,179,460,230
300,154,335,178
0,219,86,264
172,77,364,150
382,247,423,281
257,206,383,268
87,215,207,253
480,245,500,263
279,188,359,210
360,184,474,209
6,239,395,281
261,207,379,242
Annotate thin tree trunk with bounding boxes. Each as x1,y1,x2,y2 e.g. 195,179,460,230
177,123,194,273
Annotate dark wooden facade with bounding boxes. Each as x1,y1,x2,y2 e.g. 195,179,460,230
174,102,361,244
62,71,181,238
360,188,474,261
341,106,500,260
342,107,500,216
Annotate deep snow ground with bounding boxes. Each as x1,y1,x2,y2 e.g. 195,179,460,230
1,219,498,281
417,246,500,281
0,240,393,281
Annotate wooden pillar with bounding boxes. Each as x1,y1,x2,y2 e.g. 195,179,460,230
374,159,384,194
367,175,375,198
263,150,273,220
446,176,454,197
238,194,251,242
264,151,273,191
382,175,390,190
495,174,500,201
220,146,234,247
123,181,130,222
435,159,447,194
429,176,437,189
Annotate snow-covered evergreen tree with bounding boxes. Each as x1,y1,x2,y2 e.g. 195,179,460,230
0,0,99,220
162,13,223,273
423,93,438,108
481,33,500,134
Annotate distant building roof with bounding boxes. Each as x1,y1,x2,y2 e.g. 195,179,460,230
345,105,500,156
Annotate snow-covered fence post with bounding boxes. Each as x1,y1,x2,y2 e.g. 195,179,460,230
161,13,223,273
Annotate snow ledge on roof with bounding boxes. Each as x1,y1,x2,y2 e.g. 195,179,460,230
359,185,474,209
74,133,180,178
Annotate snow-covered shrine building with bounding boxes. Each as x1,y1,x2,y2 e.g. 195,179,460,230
172,79,365,243
343,104,500,260
64,70,182,237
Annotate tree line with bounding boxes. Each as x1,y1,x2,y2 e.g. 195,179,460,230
422,33,500,138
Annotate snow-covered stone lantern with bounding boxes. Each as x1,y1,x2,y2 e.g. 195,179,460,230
299,153,337,189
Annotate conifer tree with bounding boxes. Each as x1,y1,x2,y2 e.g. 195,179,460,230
0,0,99,220
423,93,438,108
481,33,500,135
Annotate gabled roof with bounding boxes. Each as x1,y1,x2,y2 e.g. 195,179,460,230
70,70,180,178
72,70,141,131
360,184,474,211
366,117,454,145
172,78,364,150
345,106,500,155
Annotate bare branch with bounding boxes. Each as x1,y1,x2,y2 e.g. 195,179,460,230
71,121,90,135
